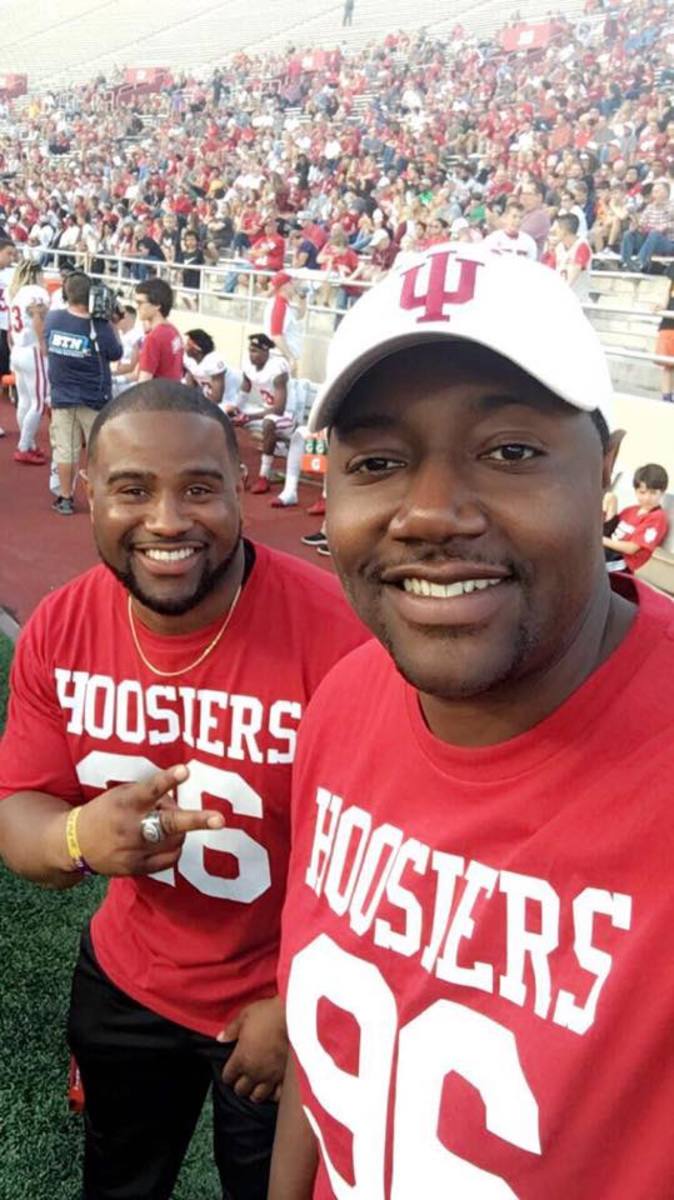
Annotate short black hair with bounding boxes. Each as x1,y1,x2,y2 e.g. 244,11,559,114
633,462,669,491
186,328,215,355
248,332,275,351
135,276,173,317
558,213,580,237
0,237,14,251
123,304,137,318
88,380,239,464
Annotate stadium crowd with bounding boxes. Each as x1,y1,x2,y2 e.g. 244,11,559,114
1,0,674,303
1,0,674,534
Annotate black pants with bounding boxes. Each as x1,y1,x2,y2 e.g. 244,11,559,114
0,329,10,378
67,929,277,1200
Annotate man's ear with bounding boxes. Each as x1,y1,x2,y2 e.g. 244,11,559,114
79,469,95,521
602,429,625,492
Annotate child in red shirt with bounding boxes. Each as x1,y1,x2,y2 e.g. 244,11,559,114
603,462,670,572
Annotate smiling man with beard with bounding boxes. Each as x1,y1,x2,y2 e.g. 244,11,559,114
0,381,367,1200
270,246,674,1200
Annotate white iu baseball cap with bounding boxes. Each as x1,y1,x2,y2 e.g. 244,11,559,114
308,243,614,431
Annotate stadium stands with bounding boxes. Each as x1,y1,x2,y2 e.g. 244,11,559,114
0,0,585,85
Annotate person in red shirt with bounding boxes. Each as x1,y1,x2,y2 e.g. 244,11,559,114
135,277,184,381
0,381,367,1200
249,216,286,275
603,462,669,571
269,246,674,1200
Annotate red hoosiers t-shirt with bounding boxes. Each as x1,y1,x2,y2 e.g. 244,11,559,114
138,321,184,380
613,504,669,571
279,577,674,1199
0,543,368,1035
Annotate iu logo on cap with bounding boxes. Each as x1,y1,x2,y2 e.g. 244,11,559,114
399,250,483,324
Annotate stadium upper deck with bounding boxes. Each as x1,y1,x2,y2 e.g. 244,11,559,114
0,0,584,87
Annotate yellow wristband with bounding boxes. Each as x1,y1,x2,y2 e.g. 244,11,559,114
65,806,95,875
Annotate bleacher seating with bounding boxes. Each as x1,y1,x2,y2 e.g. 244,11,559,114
0,0,584,87
587,274,670,398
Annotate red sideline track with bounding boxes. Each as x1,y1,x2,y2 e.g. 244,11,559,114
0,395,331,628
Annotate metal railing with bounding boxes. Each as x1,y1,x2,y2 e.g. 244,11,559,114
27,246,674,370
39,244,373,334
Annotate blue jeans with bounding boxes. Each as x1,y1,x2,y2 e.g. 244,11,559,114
621,229,674,270
637,231,674,270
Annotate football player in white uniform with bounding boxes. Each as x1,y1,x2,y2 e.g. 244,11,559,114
8,259,50,464
233,333,295,495
183,328,241,409
0,237,17,430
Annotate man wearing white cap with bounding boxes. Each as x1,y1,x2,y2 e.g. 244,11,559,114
269,244,674,1198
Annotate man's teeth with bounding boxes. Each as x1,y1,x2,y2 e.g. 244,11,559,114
402,577,503,598
143,548,196,562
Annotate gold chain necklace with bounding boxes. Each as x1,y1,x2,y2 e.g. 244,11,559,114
127,585,243,678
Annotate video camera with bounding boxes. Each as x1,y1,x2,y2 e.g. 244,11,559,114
89,282,125,322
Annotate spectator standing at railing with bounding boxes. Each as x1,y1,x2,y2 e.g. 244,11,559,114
180,230,205,312
620,180,674,272
135,277,183,383
263,273,306,375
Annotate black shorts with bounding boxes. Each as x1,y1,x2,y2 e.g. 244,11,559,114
0,329,10,377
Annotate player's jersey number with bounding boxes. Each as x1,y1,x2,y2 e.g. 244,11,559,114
76,750,271,902
287,934,541,1199
10,304,24,334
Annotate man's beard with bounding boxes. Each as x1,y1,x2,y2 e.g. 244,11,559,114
98,527,243,617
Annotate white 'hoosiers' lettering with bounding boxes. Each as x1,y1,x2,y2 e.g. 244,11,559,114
54,668,300,765
286,935,541,1199
552,887,632,1035
374,837,429,956
304,790,632,1035
499,871,560,1020
75,750,271,902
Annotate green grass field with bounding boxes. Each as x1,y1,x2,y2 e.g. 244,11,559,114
0,632,221,1199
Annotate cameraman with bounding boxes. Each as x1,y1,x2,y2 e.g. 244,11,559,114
44,272,122,516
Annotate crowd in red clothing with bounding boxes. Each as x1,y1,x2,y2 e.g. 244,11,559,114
1,0,674,299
